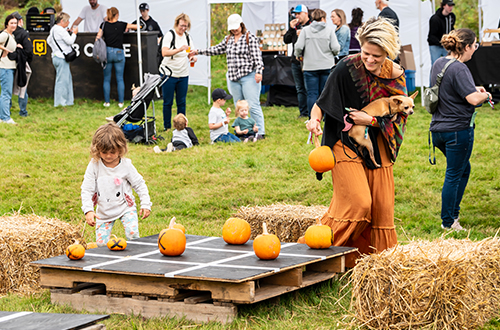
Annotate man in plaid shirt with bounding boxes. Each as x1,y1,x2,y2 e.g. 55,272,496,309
191,14,266,138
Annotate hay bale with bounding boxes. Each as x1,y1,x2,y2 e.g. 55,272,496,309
0,213,82,294
350,238,500,330
235,204,328,242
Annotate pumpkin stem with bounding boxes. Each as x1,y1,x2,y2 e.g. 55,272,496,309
74,240,80,245
316,217,321,226
313,133,320,148
168,217,177,229
110,234,117,239
262,222,269,235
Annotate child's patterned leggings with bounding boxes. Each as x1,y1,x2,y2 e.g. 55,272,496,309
95,210,140,245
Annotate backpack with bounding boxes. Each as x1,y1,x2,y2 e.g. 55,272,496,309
424,58,456,114
92,37,107,68
157,29,190,68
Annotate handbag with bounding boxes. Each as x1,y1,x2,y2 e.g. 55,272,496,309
51,29,77,62
424,58,456,114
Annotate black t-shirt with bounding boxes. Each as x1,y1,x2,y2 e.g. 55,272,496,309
132,16,163,38
379,7,399,30
101,21,128,49
429,57,477,132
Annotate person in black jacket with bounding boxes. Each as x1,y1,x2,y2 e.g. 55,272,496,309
428,0,456,66
131,3,163,44
376,0,399,30
10,12,33,117
283,4,311,119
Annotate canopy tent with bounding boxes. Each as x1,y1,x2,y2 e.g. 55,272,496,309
61,0,495,95
479,0,500,41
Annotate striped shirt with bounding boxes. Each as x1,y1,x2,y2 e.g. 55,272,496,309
198,32,263,81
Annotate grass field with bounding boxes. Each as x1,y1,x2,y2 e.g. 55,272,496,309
0,55,499,329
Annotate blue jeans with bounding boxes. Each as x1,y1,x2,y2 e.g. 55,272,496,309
303,69,330,117
10,92,28,116
52,56,74,107
432,128,474,227
214,132,240,143
161,75,188,130
291,61,307,116
429,45,448,67
103,47,125,103
0,68,15,121
227,71,265,135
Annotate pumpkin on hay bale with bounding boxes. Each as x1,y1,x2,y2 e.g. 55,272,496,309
349,237,500,330
0,212,82,294
234,203,328,243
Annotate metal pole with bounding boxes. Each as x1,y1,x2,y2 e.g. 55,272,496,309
208,3,212,105
135,0,144,86
419,0,425,106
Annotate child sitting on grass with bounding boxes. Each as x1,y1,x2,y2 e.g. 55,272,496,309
154,113,199,153
209,88,240,143
233,100,259,142
81,123,152,246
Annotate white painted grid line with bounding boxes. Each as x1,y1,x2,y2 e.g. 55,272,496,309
83,250,158,271
0,312,33,323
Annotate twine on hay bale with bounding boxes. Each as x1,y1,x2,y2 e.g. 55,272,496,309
0,212,82,295
235,204,328,242
350,237,500,330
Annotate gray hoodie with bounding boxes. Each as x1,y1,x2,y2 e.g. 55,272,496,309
294,21,340,71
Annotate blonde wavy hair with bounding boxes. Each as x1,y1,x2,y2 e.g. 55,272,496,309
236,100,249,117
90,123,128,161
356,17,401,60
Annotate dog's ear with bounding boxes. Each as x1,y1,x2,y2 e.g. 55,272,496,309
391,97,404,106
409,91,419,99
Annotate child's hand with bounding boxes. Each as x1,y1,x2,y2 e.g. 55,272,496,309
243,129,249,134
85,211,98,227
254,125,259,133
225,108,231,116
139,208,150,219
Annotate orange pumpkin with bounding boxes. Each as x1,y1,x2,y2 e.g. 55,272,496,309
65,241,85,260
107,235,127,251
158,217,186,256
253,222,281,260
173,223,186,234
308,133,335,173
86,242,98,249
222,217,251,245
304,218,334,249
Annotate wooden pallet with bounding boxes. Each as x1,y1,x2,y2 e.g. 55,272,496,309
33,234,356,324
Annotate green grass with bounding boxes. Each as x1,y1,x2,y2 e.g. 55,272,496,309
1,55,500,328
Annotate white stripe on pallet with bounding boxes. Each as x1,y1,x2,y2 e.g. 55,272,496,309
137,257,278,271
83,250,158,271
0,312,33,323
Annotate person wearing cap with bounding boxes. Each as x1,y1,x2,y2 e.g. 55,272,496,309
10,11,33,117
283,4,311,119
132,3,163,43
71,0,107,33
160,13,196,132
191,14,266,139
428,0,456,66
0,14,18,124
294,9,339,118
376,0,399,30
209,88,240,143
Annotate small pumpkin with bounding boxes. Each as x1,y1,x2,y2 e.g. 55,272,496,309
308,133,335,173
158,217,186,256
304,218,334,249
253,222,281,260
173,222,186,234
86,242,98,249
222,217,251,245
65,241,85,260
107,234,127,251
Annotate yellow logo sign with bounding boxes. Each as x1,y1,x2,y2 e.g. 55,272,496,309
33,39,47,56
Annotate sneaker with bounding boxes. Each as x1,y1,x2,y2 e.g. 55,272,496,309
103,102,110,107
153,146,162,154
105,116,115,123
4,118,17,125
166,143,174,152
118,103,124,108
451,219,466,231
243,138,249,143
256,134,265,140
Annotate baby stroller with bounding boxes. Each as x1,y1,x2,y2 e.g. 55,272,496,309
113,68,172,144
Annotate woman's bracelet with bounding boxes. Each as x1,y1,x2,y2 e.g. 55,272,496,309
370,117,377,126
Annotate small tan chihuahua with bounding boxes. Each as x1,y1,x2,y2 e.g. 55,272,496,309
348,91,418,167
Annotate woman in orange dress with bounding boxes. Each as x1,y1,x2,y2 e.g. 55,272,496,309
306,17,409,268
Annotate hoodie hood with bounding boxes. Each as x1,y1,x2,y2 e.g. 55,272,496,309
310,21,326,33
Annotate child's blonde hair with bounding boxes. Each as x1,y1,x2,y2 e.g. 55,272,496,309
173,113,187,131
235,100,249,117
90,123,128,161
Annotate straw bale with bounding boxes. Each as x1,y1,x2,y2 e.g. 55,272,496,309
235,204,328,242
0,213,82,295
350,237,500,330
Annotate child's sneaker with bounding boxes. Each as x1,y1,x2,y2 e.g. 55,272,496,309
451,219,466,231
153,146,162,154
252,136,258,142
166,143,174,152
243,138,249,143
103,102,110,107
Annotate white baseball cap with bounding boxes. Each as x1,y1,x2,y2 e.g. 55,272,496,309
227,14,243,31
